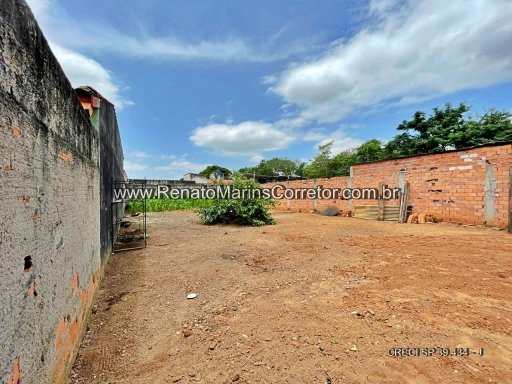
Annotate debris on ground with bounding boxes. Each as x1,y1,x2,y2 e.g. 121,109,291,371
320,206,340,216
407,211,441,224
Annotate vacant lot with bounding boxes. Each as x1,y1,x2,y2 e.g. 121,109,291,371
71,211,512,384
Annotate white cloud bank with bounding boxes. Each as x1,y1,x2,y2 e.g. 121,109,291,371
60,32,296,63
270,0,512,122
189,119,362,160
26,0,131,108
51,45,132,108
124,160,147,172
124,154,208,180
190,121,296,157
191,0,512,158
155,159,209,176
314,129,363,155
26,0,308,63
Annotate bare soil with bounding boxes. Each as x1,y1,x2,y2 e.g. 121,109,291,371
71,211,512,384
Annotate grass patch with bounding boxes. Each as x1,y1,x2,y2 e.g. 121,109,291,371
125,198,211,213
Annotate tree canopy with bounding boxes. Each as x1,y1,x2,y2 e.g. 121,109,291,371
301,141,334,178
199,165,232,179
237,103,511,179
239,157,304,177
385,103,511,155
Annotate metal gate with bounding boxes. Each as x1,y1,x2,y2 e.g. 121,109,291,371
112,180,148,252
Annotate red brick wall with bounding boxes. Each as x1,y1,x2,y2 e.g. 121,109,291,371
263,143,512,227
264,178,351,213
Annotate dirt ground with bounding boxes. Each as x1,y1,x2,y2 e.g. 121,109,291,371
70,211,512,384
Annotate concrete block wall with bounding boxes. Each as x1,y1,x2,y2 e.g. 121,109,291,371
1,1,102,383
264,143,512,227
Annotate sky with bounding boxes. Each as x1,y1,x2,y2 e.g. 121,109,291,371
26,0,512,179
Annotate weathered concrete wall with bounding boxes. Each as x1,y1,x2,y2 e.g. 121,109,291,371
264,143,512,227
76,86,125,261
99,100,124,261
0,1,101,383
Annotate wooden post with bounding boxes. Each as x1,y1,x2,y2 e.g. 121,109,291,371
378,182,385,221
313,179,317,212
399,182,410,223
287,180,291,211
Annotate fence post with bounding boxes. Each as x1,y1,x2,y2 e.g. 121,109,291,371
378,182,384,221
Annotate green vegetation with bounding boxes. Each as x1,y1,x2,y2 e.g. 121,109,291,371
199,165,232,178
197,177,275,226
387,104,512,154
126,198,211,213
239,103,512,178
302,141,335,178
239,157,306,177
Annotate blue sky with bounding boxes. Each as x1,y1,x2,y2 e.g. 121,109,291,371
27,0,512,179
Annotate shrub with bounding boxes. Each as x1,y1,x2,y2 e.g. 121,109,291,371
197,177,275,226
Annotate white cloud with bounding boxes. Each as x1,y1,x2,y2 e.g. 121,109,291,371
155,159,209,179
262,74,278,85
190,118,363,158
50,44,132,109
26,0,310,63
124,160,147,172
26,0,52,21
273,116,308,130
270,0,512,123
26,0,131,108
64,29,260,62
159,154,178,160
302,129,328,142
74,34,277,63
249,154,265,163
368,0,409,17
190,121,296,157
124,152,208,179
314,129,363,154
127,151,151,159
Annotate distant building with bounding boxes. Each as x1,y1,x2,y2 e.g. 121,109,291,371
182,173,208,184
211,169,226,181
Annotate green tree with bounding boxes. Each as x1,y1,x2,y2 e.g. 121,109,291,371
295,162,308,177
236,103,511,178
389,103,511,157
257,157,300,176
330,150,356,176
238,166,257,176
396,102,469,154
383,132,417,158
304,141,334,178
238,157,302,177
353,139,385,163
199,165,232,179
461,109,512,146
